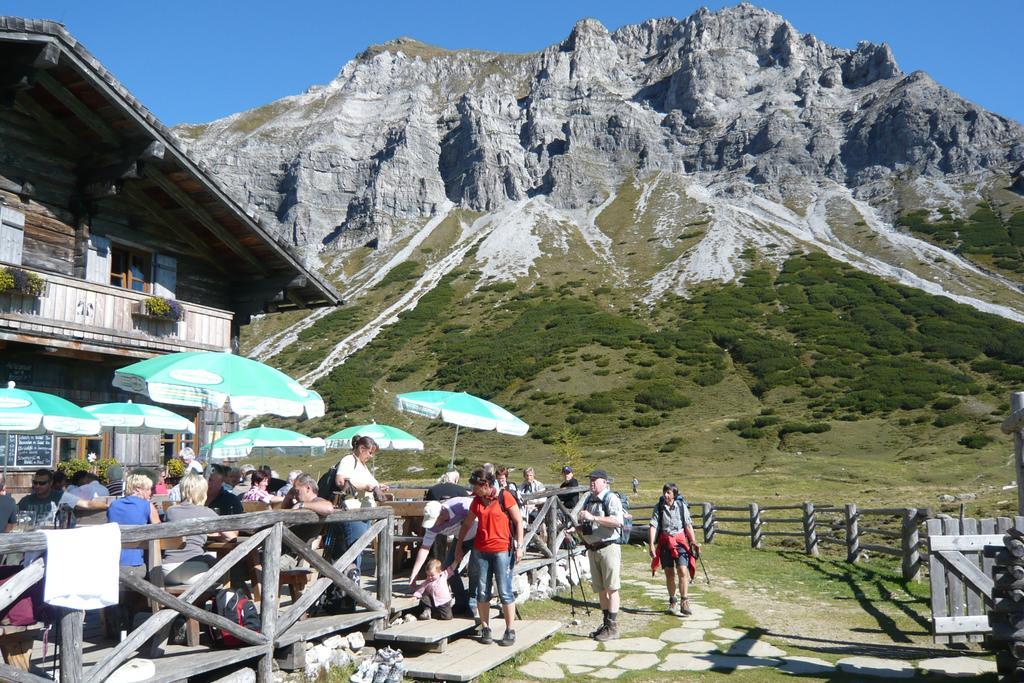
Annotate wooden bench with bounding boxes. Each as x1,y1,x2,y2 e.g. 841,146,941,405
373,617,476,653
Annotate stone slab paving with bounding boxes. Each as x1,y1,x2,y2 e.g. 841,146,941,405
658,653,715,671
836,656,916,678
916,657,997,677
671,641,719,653
519,661,565,679
699,654,784,671
601,636,665,653
709,627,747,640
776,656,836,676
659,626,707,643
614,653,660,670
539,649,619,667
553,639,600,651
674,619,720,629
726,639,787,658
590,668,626,679
565,664,595,674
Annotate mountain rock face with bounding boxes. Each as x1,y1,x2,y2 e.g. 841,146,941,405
177,3,1024,259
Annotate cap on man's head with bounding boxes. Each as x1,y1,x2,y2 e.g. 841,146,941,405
588,468,610,481
562,466,573,474
421,501,443,530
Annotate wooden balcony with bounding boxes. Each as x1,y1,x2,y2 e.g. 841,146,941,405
0,267,232,357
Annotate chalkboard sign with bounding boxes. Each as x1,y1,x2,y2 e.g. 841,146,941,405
1,434,54,469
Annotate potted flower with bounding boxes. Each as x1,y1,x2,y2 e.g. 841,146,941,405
0,266,46,296
137,295,185,322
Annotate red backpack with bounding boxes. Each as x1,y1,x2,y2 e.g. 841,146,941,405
208,589,260,647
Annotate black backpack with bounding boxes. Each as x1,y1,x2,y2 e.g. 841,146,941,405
317,467,339,499
208,588,260,647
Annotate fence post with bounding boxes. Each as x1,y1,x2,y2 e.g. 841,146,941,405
845,503,860,563
901,507,921,580
802,501,819,557
59,607,84,683
702,502,715,543
749,502,762,549
548,494,559,593
376,509,393,626
258,521,283,681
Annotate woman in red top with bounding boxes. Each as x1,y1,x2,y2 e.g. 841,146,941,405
455,468,524,647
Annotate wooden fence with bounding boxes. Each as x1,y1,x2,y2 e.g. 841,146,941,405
630,500,930,581
0,508,393,683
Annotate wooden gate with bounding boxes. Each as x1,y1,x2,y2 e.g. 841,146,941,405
927,515,1024,643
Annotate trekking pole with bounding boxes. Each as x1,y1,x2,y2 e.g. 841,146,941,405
697,552,711,585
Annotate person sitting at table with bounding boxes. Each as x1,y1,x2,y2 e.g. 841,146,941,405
153,468,169,495
58,471,110,511
425,470,469,502
156,474,236,585
242,470,285,505
105,472,160,635
206,470,243,516
106,465,124,497
277,470,303,497
0,475,17,532
281,473,335,566
230,465,252,496
260,465,288,494
179,447,204,475
17,469,62,526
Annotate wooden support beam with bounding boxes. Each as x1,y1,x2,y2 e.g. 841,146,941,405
119,568,268,646
34,70,121,146
0,558,43,613
258,522,283,681
143,167,268,274
12,89,83,150
84,527,273,683
119,184,227,273
281,527,385,612
59,608,84,683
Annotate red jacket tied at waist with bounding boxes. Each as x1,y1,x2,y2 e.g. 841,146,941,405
651,531,696,580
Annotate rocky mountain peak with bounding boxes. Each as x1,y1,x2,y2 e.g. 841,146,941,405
178,3,1024,311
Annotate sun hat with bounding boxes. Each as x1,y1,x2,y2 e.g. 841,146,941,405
421,501,443,530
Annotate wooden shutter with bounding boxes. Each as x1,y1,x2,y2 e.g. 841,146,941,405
0,207,25,265
153,253,177,299
85,234,111,284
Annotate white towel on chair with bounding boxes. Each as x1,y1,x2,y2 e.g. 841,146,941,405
42,523,121,609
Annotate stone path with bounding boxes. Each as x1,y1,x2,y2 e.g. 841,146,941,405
517,578,996,680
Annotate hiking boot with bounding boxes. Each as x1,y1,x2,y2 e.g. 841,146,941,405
668,599,682,616
680,598,692,616
478,626,493,644
595,622,619,641
588,622,608,639
499,629,516,647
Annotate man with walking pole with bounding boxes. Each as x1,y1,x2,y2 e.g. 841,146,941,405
576,469,624,641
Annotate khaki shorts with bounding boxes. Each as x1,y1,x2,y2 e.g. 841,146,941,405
588,543,621,592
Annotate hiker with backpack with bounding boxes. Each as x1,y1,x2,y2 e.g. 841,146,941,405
576,469,625,641
454,468,524,647
647,482,699,617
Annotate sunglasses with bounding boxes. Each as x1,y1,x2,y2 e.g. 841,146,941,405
31,480,49,486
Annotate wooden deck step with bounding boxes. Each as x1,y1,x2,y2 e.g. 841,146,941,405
373,617,476,652
275,609,387,647
401,619,561,681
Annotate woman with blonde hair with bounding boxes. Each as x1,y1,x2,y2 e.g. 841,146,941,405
159,473,236,585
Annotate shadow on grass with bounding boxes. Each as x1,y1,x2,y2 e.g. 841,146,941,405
780,550,939,646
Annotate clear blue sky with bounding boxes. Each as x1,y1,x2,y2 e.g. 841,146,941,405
4,1,1022,126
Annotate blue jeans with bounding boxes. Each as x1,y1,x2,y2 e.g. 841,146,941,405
445,538,478,614
340,519,370,573
472,549,514,605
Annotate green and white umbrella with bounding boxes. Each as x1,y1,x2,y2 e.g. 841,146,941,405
395,390,529,466
326,423,424,451
112,351,325,419
0,381,101,473
200,426,326,462
84,400,195,461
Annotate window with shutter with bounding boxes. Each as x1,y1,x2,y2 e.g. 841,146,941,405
85,234,111,284
153,253,177,299
109,244,151,292
0,207,25,265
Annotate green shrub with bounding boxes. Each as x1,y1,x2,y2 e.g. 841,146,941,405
634,383,691,410
738,427,766,439
574,395,615,414
372,261,422,289
959,433,995,449
932,397,960,410
933,413,965,428
632,415,661,428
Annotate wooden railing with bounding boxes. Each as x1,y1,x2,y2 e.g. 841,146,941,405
631,500,931,581
0,265,233,354
0,507,393,683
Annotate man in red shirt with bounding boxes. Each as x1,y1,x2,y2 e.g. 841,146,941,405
455,468,524,647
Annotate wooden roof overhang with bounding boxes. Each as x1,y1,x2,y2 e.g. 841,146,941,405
0,17,340,313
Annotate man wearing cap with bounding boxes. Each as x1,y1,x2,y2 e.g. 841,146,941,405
559,466,580,509
408,496,478,616
577,469,624,641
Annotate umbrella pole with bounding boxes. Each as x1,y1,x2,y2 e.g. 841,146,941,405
2,430,8,478
449,424,460,470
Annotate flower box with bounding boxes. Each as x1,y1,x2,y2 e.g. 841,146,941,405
0,266,46,297
133,296,185,322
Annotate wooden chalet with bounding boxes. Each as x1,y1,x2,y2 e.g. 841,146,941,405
0,17,340,483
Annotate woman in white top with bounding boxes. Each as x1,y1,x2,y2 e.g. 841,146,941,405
333,435,389,574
